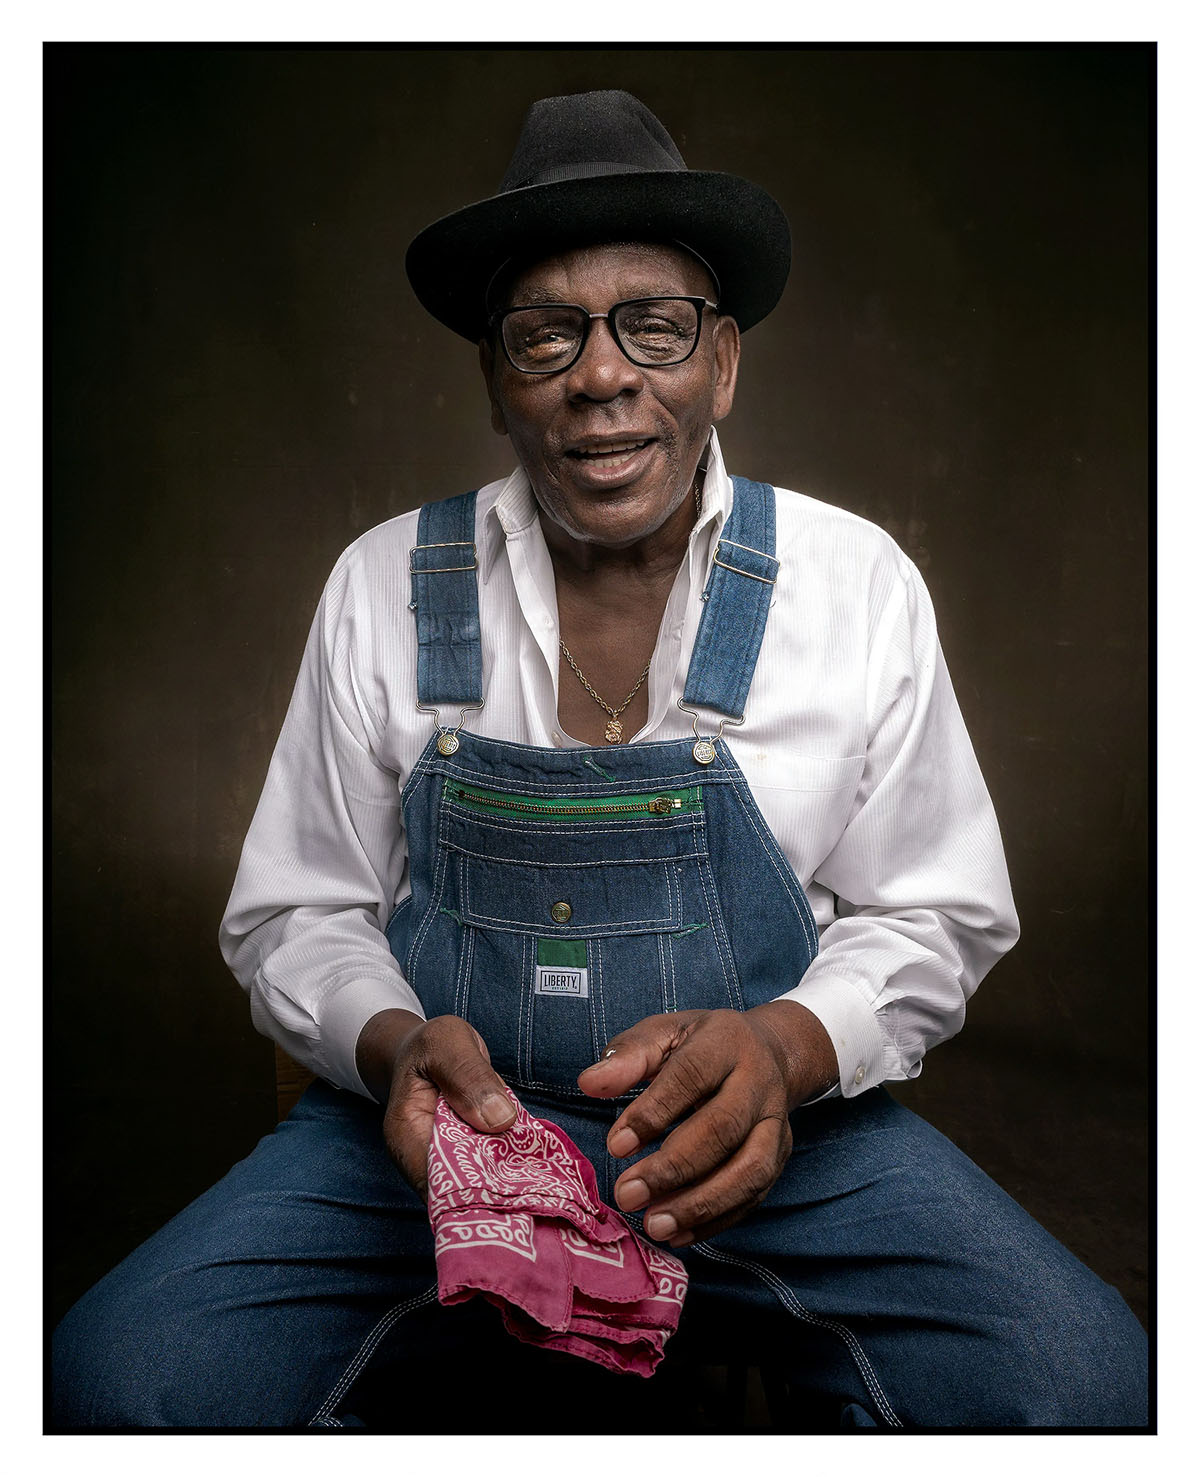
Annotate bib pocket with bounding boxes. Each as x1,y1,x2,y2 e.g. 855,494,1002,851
421,779,737,1095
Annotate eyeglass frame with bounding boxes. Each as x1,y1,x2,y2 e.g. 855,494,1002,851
489,295,720,375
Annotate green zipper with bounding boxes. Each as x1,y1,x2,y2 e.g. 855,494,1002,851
443,779,703,821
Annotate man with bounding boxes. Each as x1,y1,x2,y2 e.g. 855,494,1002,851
53,89,1147,1429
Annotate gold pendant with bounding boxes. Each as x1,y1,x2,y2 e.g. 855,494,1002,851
604,718,623,743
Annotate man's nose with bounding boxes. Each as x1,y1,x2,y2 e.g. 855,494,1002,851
564,316,643,400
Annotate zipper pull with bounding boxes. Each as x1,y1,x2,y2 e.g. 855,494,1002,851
649,796,679,815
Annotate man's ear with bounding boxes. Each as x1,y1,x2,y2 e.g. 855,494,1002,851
710,314,740,425
478,340,508,437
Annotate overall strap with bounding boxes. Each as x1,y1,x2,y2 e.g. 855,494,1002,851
682,476,780,721
409,491,483,706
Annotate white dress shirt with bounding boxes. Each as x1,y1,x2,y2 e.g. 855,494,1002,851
220,431,1019,1102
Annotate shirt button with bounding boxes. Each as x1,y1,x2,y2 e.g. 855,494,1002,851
552,731,563,747
550,901,573,923
853,1065,865,1086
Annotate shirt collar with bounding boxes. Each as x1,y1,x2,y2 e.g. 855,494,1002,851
478,465,536,584
693,427,733,542
479,427,731,584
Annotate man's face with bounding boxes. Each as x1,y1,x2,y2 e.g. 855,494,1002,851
481,242,740,551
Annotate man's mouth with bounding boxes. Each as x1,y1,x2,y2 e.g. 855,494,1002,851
567,437,654,464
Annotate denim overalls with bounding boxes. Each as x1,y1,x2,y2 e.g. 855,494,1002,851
387,476,818,1177
52,475,1149,1429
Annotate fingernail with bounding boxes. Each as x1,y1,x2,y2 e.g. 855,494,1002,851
481,1094,514,1130
608,1126,638,1157
615,1177,649,1211
582,1049,619,1073
646,1212,678,1241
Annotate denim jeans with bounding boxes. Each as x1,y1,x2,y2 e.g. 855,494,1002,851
52,1079,1147,1428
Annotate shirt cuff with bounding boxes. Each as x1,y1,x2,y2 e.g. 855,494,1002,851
771,972,888,1100
317,975,427,1099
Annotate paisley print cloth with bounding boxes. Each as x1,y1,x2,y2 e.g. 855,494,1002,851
427,1089,688,1376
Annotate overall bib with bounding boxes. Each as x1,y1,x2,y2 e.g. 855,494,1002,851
390,475,816,1190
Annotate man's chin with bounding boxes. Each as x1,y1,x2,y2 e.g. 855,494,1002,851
556,491,692,552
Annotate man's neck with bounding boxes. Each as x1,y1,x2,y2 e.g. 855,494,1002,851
537,477,701,590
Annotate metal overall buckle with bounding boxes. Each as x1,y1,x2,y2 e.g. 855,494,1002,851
416,702,483,756
408,540,478,576
676,699,743,766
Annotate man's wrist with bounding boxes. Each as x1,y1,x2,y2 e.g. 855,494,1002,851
747,999,840,1110
355,1008,425,1105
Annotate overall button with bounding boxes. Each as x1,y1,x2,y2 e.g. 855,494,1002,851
550,901,573,924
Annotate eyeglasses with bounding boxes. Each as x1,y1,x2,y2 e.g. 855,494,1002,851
491,296,719,375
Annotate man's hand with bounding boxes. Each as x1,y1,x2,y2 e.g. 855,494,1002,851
577,1001,838,1247
355,1008,516,1196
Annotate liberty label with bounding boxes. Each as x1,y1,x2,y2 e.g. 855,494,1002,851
534,965,589,999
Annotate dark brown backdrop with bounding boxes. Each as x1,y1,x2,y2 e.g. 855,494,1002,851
50,45,1151,1330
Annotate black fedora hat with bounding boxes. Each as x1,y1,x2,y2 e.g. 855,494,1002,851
405,90,791,342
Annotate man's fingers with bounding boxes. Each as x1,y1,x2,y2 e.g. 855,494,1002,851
634,1116,789,1243
384,1092,434,1193
439,1072,516,1134
612,1087,759,1207
577,1012,702,1100
416,1018,516,1134
380,1015,516,1199
603,1023,735,1155
381,1082,437,1196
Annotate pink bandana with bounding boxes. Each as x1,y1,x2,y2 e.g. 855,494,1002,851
426,1089,688,1377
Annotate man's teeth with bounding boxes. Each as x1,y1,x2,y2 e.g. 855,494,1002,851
576,440,649,458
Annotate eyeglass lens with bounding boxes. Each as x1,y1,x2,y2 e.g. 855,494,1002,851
501,298,702,372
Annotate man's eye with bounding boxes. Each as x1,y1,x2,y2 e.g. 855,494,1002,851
509,317,580,356
623,312,692,339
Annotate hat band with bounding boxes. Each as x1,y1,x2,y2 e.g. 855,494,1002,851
506,159,684,190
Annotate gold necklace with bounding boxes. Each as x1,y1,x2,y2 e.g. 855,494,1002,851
560,642,652,744
557,468,703,744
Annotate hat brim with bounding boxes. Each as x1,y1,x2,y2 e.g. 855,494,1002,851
405,170,790,341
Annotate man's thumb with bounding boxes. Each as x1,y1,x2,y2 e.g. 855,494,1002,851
441,1055,517,1134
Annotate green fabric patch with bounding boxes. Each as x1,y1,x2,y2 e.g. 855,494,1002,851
537,938,588,968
